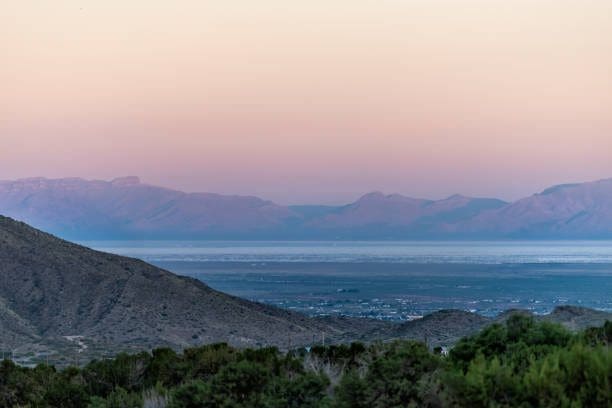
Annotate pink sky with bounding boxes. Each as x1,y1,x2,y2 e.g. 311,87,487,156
2,1,612,204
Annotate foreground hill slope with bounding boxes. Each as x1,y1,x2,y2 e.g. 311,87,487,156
0,215,348,352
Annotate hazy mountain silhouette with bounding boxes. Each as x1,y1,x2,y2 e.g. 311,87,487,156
299,191,507,238
0,177,298,239
3,176,612,239
454,178,612,238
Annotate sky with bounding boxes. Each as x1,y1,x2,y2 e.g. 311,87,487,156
2,1,612,204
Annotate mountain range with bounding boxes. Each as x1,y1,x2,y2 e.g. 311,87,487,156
2,176,612,239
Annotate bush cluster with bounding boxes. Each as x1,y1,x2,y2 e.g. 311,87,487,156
0,316,609,407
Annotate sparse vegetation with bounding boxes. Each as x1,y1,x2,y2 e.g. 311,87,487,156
0,316,609,407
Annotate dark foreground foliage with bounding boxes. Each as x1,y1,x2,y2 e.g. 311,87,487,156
0,316,609,407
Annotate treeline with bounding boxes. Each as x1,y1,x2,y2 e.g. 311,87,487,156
0,316,610,407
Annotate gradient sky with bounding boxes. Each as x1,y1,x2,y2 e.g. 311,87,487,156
2,1,612,204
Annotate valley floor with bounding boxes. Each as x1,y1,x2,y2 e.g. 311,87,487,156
156,261,612,320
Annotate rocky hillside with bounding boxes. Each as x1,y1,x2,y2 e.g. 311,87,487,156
363,306,612,347
0,215,360,359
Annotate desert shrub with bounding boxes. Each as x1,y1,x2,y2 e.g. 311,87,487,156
0,318,608,408
88,386,142,408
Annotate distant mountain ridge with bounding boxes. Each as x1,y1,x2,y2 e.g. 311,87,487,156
453,178,612,238
0,177,296,239
2,176,612,239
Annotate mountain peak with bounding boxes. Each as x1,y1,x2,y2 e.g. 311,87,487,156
444,194,468,201
359,191,386,201
539,178,612,196
111,176,141,186
357,192,421,203
539,183,581,195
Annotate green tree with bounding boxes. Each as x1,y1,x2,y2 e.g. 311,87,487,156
265,371,330,408
169,379,214,408
333,371,369,408
87,386,142,408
